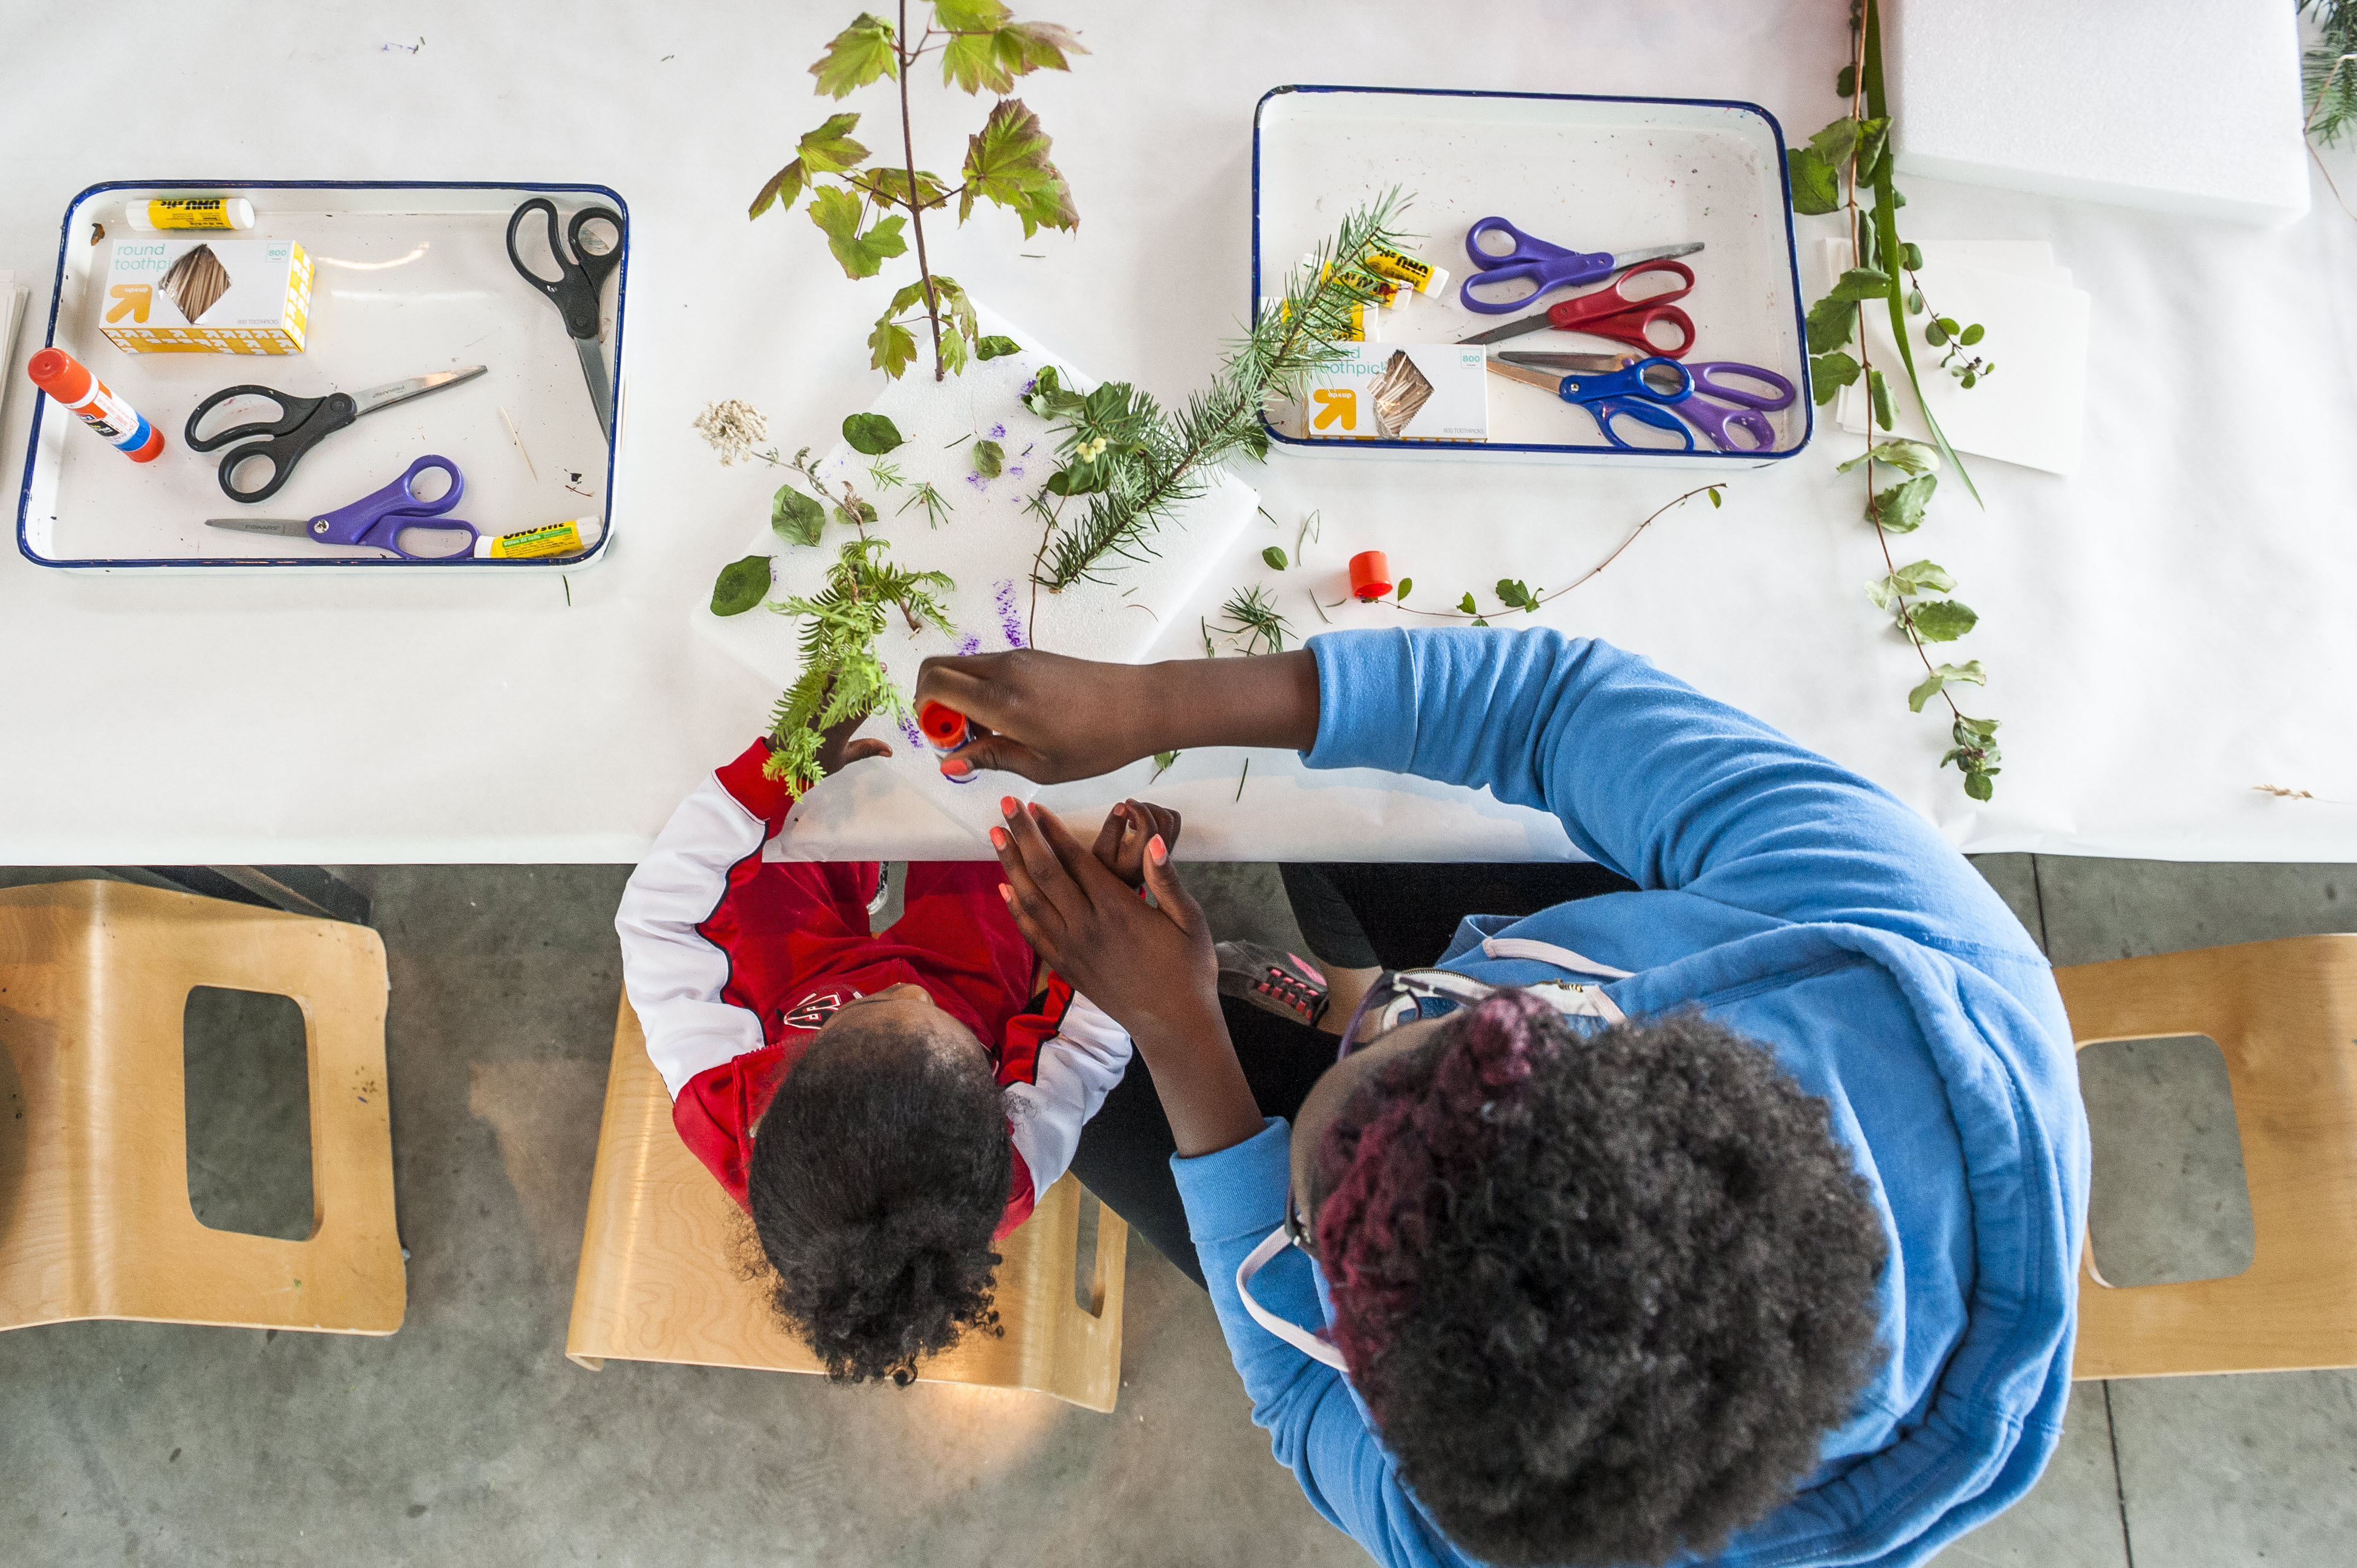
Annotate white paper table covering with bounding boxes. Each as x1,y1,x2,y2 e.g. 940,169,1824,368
2,1,2353,865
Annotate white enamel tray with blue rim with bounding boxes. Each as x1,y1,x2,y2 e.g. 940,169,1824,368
16,180,627,572
1253,85,1812,468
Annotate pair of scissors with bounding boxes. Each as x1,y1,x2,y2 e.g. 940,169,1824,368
507,198,625,442
1459,216,1702,314
184,367,488,502
1484,355,1698,450
1497,352,1797,451
1457,260,1697,357
204,455,478,560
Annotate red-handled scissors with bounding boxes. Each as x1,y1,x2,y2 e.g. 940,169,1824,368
1457,260,1698,358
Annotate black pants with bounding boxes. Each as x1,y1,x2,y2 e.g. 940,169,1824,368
1068,859,1636,1286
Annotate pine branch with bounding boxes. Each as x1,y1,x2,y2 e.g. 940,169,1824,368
2306,2,2357,146
1031,191,1411,591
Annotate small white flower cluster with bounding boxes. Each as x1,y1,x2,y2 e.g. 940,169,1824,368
693,399,770,466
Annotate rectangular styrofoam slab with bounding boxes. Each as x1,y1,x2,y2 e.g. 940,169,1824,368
1887,0,2309,225
1253,85,1812,466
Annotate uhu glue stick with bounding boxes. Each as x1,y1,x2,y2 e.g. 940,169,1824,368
124,197,255,231
27,347,165,462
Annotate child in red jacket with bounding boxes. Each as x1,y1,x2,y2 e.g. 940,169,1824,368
616,724,1173,1384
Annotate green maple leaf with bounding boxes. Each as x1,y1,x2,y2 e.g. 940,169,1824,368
749,159,806,220
798,113,870,174
810,13,898,98
869,315,918,379
809,186,906,277
933,0,1011,28
853,167,950,211
961,98,1078,234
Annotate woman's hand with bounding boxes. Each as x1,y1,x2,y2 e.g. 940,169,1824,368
916,651,1155,782
913,648,1322,784
1091,799,1182,890
990,796,1263,1157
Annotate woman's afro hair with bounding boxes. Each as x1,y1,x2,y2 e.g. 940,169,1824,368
746,1012,1009,1385
1313,992,1890,1566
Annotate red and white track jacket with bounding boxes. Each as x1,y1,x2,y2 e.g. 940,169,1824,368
614,740,1131,1237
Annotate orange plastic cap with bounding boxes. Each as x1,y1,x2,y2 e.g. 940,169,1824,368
27,347,92,402
1348,550,1393,601
917,700,968,749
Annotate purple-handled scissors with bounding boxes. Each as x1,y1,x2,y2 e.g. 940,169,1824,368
203,454,480,560
1495,353,1796,451
1460,216,1704,314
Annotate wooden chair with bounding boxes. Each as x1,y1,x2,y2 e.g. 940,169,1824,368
0,879,404,1335
567,996,1128,1411
2059,934,2357,1379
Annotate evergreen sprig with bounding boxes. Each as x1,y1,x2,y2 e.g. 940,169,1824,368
763,537,955,793
1028,193,1409,592
2305,2,2357,146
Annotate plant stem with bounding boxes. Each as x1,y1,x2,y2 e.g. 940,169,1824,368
1368,484,1724,621
897,0,945,381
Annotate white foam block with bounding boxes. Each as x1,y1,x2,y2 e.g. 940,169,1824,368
690,306,1258,852
1889,0,2309,225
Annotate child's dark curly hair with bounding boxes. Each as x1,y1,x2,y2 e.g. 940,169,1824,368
745,1013,1009,1386
1313,992,1889,1567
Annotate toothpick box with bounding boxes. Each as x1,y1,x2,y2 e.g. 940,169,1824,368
1298,344,1487,443
100,236,312,354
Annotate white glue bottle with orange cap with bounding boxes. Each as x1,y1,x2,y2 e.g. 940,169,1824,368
27,347,165,462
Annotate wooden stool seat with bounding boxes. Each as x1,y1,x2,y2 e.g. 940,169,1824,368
0,879,404,1335
2060,934,2357,1379
566,996,1128,1411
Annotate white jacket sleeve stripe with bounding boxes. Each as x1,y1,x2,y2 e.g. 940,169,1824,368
614,774,770,1099
1000,992,1133,1193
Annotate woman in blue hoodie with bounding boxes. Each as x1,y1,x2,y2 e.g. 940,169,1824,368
917,627,2088,1568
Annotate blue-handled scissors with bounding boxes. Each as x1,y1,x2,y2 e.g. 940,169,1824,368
1460,216,1704,314
203,454,479,560
1499,352,1797,451
1486,354,1698,450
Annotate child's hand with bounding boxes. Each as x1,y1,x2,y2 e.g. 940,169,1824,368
1090,799,1181,889
814,708,893,778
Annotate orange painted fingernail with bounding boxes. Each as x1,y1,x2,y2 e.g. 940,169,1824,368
989,827,1009,850
1000,795,1018,816
998,883,1012,902
943,758,972,777
1148,834,1168,863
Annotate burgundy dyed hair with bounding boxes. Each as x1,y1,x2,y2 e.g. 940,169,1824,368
1311,991,1889,1567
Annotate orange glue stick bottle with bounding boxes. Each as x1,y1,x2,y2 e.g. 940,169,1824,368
28,347,165,462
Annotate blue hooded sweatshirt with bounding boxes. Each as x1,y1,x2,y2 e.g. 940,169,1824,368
1170,627,2089,1568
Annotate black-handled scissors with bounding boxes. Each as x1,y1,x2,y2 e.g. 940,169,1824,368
184,367,488,502
506,198,625,442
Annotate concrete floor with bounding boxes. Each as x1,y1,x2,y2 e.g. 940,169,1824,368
1,854,2352,1566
